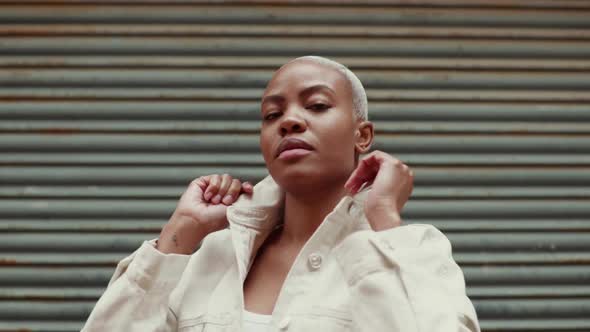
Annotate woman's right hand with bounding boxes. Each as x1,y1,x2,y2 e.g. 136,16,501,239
157,174,253,254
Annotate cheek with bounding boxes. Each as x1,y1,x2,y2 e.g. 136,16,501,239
259,130,273,162
318,123,356,163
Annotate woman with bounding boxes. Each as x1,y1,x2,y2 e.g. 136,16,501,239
83,56,479,331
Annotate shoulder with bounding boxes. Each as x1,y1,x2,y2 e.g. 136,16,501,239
399,224,449,244
385,224,453,252
337,224,454,262
344,223,450,249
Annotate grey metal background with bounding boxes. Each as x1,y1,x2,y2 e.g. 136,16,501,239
0,1,589,331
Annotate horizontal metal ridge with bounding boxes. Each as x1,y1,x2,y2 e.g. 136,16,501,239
3,0,590,9
2,152,590,166
2,56,590,70
2,185,588,199
0,5,589,27
2,88,589,102
2,218,589,232
1,166,589,185
2,69,590,90
2,120,590,134
0,232,588,251
1,134,589,153
1,101,589,120
0,199,588,218
2,24,590,40
2,37,590,58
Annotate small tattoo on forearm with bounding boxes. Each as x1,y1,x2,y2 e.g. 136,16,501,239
172,234,178,247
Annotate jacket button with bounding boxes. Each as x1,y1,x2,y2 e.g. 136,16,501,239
278,316,291,330
308,253,323,270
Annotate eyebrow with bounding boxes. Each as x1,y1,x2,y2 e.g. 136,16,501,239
261,94,285,108
300,84,337,99
261,84,337,108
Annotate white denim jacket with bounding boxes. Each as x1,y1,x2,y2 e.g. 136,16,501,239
82,176,480,332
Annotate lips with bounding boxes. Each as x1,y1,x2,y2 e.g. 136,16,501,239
275,137,314,158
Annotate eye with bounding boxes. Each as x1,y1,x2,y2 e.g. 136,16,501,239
307,103,330,112
264,112,281,121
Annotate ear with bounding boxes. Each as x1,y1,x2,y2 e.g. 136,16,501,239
354,121,374,154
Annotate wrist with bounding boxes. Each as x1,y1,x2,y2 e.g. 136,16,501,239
157,217,209,255
367,209,402,231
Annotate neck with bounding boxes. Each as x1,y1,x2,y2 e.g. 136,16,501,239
278,180,350,246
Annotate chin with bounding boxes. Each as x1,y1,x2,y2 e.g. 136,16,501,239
269,161,350,195
268,162,321,192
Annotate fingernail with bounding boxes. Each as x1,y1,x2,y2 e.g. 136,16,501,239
222,195,232,205
204,192,212,201
212,194,222,204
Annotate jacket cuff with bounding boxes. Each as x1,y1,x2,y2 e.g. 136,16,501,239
125,239,191,292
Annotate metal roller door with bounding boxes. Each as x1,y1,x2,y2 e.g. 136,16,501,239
0,1,589,331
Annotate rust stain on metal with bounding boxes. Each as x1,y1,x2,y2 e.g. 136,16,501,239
0,258,17,265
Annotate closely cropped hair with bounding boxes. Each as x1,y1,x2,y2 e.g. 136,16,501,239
285,56,369,121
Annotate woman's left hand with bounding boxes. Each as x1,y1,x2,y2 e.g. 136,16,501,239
344,150,414,231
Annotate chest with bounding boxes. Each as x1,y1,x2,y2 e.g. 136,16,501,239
176,249,355,332
242,242,299,314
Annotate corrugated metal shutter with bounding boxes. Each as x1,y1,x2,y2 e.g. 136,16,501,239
1,1,589,331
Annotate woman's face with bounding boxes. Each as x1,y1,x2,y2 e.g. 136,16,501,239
259,60,359,192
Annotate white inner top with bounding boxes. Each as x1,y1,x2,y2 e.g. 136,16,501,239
243,309,272,332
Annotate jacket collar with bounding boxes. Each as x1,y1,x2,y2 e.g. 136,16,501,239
226,175,286,232
226,175,371,232
225,175,372,284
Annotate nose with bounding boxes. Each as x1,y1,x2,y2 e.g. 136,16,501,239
279,112,307,136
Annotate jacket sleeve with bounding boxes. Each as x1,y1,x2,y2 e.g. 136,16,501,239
333,224,480,332
81,239,191,332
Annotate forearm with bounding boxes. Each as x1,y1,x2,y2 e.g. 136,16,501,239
83,241,190,331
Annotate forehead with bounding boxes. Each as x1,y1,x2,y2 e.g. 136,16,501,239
263,60,351,98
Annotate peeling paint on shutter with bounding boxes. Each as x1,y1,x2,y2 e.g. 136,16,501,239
0,1,589,331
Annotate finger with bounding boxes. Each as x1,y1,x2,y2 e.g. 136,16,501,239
204,174,221,202
345,153,383,193
191,175,210,192
222,179,242,205
344,156,371,190
345,160,374,193
241,182,254,194
212,174,232,204
185,176,210,201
